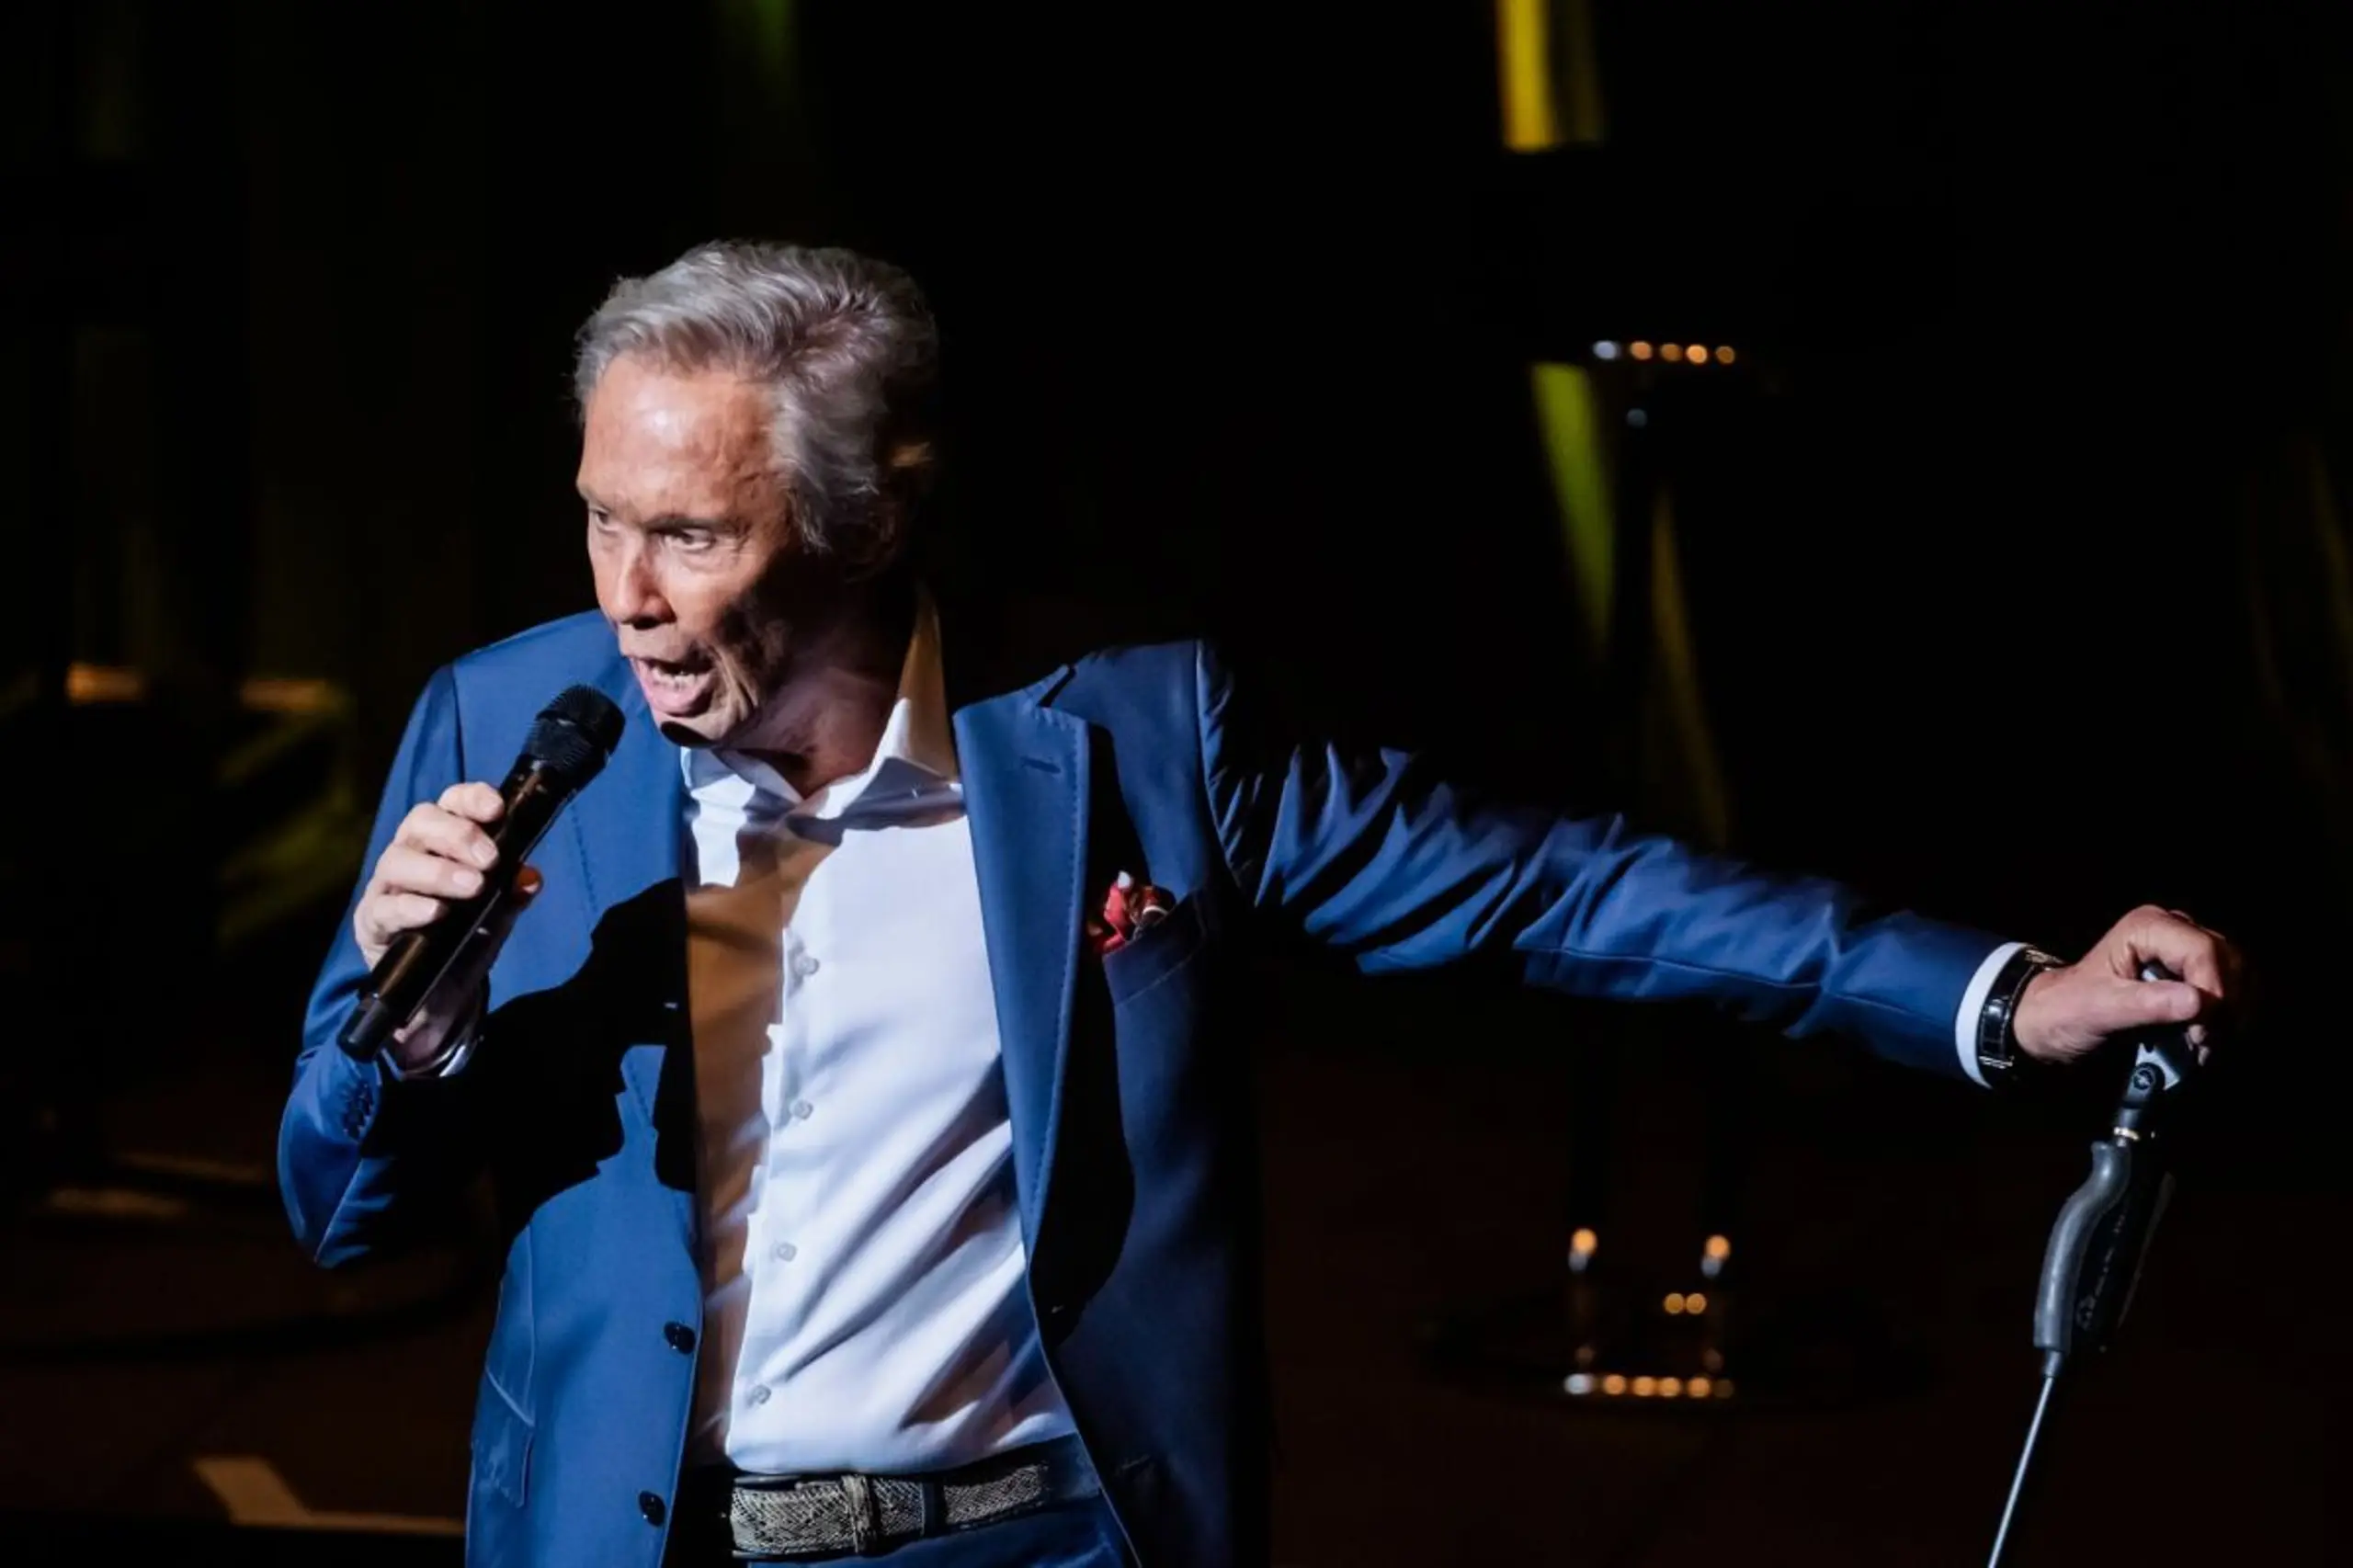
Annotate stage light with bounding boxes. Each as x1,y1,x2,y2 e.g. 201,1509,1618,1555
1714,345,1736,365
1663,1293,1686,1314
1564,1372,1596,1395
1688,1377,1713,1398
1592,341,1620,360
1602,1374,1628,1396
1497,0,1563,151
1658,1378,1684,1398
1714,1379,1734,1398
1686,1292,1707,1313
66,664,145,704
240,676,345,715
1631,1377,1657,1397
1660,343,1684,362
1630,341,1654,360
1687,346,1707,363
1702,1234,1731,1279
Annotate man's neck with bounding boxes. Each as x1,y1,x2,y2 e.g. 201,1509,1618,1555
731,574,917,800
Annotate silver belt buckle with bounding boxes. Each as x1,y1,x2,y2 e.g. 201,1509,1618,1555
728,1469,926,1559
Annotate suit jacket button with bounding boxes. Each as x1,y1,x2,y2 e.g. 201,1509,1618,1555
664,1322,696,1354
639,1491,666,1526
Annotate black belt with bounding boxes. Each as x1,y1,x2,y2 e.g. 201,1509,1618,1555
678,1435,1098,1561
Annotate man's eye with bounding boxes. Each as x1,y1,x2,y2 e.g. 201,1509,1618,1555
586,507,612,529
669,528,716,553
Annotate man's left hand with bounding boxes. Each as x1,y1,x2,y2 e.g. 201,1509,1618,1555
2012,904,2243,1066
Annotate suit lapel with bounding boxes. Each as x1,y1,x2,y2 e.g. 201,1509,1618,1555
953,679,1087,1245
569,659,687,1137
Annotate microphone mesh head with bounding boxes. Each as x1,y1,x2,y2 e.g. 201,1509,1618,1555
547,685,626,753
526,686,626,785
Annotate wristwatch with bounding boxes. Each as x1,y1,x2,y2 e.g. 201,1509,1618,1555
1975,946,2066,1087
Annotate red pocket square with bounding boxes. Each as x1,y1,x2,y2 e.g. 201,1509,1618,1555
1087,871,1174,955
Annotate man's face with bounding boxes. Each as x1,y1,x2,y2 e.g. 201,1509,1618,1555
578,355,823,748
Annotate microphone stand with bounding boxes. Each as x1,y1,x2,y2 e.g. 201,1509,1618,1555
1985,961,2200,1567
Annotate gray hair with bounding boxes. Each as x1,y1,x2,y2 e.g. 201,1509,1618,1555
574,241,940,571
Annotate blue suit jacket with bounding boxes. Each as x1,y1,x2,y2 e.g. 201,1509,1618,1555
279,611,2002,1568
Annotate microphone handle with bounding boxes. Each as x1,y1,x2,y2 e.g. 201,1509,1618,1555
337,760,574,1060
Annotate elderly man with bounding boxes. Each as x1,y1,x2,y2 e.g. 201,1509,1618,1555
278,241,2238,1568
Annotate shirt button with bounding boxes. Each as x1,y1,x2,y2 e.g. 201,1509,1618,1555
791,953,820,979
639,1492,667,1526
773,1241,797,1262
747,1384,772,1406
663,1322,696,1354
789,1100,813,1120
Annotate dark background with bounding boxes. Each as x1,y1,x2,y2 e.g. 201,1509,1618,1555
2,1,2347,1562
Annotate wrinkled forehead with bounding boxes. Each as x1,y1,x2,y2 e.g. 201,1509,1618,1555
576,357,779,517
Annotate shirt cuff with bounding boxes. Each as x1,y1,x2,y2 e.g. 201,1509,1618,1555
1953,940,2026,1088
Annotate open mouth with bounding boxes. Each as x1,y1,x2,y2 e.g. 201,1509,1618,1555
631,653,716,715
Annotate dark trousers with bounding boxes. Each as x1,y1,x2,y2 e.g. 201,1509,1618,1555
663,1494,1130,1568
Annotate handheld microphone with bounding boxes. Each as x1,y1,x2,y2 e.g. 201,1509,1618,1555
337,685,624,1061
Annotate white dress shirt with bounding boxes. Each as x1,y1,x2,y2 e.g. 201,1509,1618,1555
678,601,1077,1476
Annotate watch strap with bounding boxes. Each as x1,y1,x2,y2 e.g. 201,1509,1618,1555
1976,945,2065,1086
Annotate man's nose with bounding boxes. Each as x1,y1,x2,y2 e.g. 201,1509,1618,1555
608,540,670,628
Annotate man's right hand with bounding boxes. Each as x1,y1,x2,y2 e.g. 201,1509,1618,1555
354,782,540,1072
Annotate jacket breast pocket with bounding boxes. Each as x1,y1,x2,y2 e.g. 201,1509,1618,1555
1101,892,1209,1006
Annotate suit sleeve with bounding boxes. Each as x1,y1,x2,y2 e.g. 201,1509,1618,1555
1193,642,2007,1079
278,665,498,1265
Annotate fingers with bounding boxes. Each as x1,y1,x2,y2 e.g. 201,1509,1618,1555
377,843,488,903
2123,904,2235,1048
400,798,501,870
357,859,541,973
355,785,507,965
388,892,444,931
2120,903,2224,992
438,781,506,825
2039,973,2200,1062
2031,907,2246,1067
356,867,467,960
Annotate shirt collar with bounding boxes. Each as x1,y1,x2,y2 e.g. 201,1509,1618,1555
679,589,961,819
